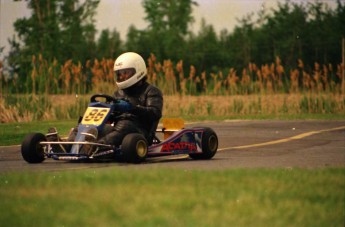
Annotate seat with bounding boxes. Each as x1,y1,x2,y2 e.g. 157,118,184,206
162,118,185,139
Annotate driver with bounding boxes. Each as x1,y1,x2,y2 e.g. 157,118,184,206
47,52,163,155
98,52,163,148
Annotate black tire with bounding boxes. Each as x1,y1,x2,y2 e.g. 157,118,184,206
21,133,46,163
189,128,218,160
122,133,148,163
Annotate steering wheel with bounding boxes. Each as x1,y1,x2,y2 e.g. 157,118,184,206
90,94,117,103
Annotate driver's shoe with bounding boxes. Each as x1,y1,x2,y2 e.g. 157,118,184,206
46,127,67,153
80,128,98,156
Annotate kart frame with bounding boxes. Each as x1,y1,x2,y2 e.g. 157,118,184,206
21,95,218,164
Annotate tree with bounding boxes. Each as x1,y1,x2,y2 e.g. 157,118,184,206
230,13,256,69
125,25,152,60
58,0,99,61
186,19,220,72
262,1,307,66
8,0,99,79
306,0,345,65
96,28,123,59
140,0,197,61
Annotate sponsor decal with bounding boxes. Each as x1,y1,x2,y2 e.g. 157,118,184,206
161,142,197,153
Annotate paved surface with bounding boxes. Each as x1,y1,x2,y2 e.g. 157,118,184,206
0,120,344,172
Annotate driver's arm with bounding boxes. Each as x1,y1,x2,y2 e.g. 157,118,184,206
131,87,163,121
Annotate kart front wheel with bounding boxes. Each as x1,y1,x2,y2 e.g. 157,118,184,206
122,133,148,163
189,128,218,160
21,133,46,163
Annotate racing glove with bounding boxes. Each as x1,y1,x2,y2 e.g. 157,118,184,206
114,100,133,112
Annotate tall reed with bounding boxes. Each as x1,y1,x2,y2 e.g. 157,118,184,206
1,54,343,96
0,54,343,123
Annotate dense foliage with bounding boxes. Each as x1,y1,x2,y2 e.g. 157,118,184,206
1,0,344,89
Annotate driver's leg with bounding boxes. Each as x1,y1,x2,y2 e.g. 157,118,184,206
99,120,144,146
46,127,67,153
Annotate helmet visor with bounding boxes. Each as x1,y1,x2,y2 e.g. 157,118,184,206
115,68,136,82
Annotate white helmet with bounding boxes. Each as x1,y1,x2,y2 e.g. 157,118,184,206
114,52,147,90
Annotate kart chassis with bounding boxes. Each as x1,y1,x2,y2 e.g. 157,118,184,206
21,94,218,163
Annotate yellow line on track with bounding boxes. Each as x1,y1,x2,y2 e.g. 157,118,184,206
218,125,345,151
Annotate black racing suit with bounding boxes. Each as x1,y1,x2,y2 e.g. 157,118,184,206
98,81,163,146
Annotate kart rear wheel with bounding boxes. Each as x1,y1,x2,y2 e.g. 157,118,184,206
189,128,218,160
122,133,148,163
21,133,46,163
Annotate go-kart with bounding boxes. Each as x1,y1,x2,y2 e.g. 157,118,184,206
21,94,218,164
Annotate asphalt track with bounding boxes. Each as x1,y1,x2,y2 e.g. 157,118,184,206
0,120,344,172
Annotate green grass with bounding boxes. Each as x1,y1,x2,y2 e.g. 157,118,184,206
0,120,76,146
0,168,344,226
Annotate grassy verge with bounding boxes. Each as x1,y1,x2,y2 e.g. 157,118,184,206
0,120,76,146
0,168,343,226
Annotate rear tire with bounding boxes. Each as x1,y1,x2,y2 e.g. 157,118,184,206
21,133,46,163
122,133,148,163
189,128,218,160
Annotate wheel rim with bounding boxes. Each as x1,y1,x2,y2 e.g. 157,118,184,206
136,140,147,158
208,135,218,152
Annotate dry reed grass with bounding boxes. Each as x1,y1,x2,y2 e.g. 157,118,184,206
163,93,344,117
1,93,343,123
0,54,344,123
2,54,344,96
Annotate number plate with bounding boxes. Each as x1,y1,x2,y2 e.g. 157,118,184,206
81,107,110,126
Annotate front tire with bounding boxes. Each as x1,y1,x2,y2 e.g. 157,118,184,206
189,128,218,160
21,133,46,163
122,133,148,163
